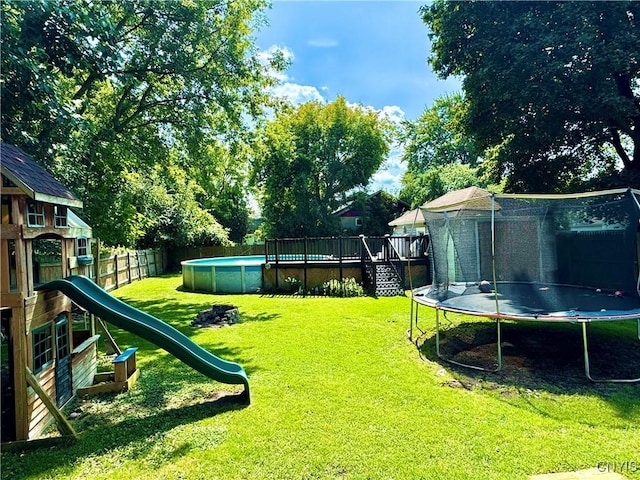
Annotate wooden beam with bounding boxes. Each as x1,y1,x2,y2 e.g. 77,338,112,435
0,224,20,240
1,435,76,452
22,226,78,240
24,367,77,439
97,318,121,355
12,311,29,441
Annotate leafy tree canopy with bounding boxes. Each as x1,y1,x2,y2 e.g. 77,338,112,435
400,163,494,208
349,191,408,236
1,0,282,247
252,97,390,238
402,92,480,173
422,1,640,192
399,93,501,207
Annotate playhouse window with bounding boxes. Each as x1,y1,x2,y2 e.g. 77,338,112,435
54,206,68,228
32,324,54,373
26,202,45,227
355,218,363,227
76,237,88,256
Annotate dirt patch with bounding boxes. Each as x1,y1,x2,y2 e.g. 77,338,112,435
422,320,640,391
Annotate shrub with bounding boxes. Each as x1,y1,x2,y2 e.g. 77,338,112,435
321,277,364,297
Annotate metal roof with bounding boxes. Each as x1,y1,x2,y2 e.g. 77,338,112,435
0,143,82,208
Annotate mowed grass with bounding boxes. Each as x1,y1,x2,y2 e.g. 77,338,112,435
2,274,639,480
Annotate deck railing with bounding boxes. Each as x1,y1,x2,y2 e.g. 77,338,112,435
263,235,429,293
264,234,428,265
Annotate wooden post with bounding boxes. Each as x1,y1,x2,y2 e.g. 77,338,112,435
338,236,343,283
303,237,308,295
114,253,119,289
98,318,121,356
93,238,100,285
25,367,77,439
127,252,132,285
143,250,149,278
384,234,390,262
11,312,28,441
274,239,279,290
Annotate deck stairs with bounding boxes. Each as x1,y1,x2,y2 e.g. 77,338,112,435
365,260,405,297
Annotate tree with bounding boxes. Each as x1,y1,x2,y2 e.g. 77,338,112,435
179,139,252,244
351,191,407,236
422,1,640,192
1,0,282,246
398,93,496,207
401,93,480,173
252,97,390,238
400,163,488,207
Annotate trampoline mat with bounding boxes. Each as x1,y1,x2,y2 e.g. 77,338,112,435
413,283,640,320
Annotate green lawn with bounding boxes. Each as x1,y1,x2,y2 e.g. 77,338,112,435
2,274,639,480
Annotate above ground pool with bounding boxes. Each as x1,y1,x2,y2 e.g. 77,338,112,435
182,256,264,294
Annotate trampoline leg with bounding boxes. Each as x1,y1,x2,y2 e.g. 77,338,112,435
435,310,503,373
496,318,503,371
582,322,640,383
408,299,414,341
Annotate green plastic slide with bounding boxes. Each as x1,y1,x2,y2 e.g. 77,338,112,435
37,275,250,402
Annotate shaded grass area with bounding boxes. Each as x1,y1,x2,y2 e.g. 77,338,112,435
2,275,639,480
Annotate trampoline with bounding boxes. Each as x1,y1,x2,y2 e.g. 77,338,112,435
408,187,640,382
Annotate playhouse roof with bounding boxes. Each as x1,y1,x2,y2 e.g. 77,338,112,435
0,143,82,208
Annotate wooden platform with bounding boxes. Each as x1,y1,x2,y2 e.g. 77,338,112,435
77,347,140,396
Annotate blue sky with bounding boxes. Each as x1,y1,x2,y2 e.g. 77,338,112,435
255,1,462,193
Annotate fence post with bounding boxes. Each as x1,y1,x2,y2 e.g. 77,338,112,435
114,254,119,289
384,234,390,262
127,252,132,285
338,236,343,283
274,239,279,290
303,237,308,295
93,238,100,286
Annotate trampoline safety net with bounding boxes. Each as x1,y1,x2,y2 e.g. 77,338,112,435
420,188,640,308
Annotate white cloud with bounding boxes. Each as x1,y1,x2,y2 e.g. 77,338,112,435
272,83,325,105
258,45,326,106
379,105,405,126
368,106,407,194
369,143,406,195
307,38,339,48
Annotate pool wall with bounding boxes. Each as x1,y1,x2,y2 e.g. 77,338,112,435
182,257,263,293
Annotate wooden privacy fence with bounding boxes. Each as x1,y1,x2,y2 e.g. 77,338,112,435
95,248,166,291
169,244,264,269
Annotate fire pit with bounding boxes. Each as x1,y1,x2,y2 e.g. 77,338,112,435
191,304,240,328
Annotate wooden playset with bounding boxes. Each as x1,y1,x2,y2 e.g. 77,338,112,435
0,143,138,447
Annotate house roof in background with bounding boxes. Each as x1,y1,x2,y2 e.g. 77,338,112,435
1,143,82,208
421,186,493,212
